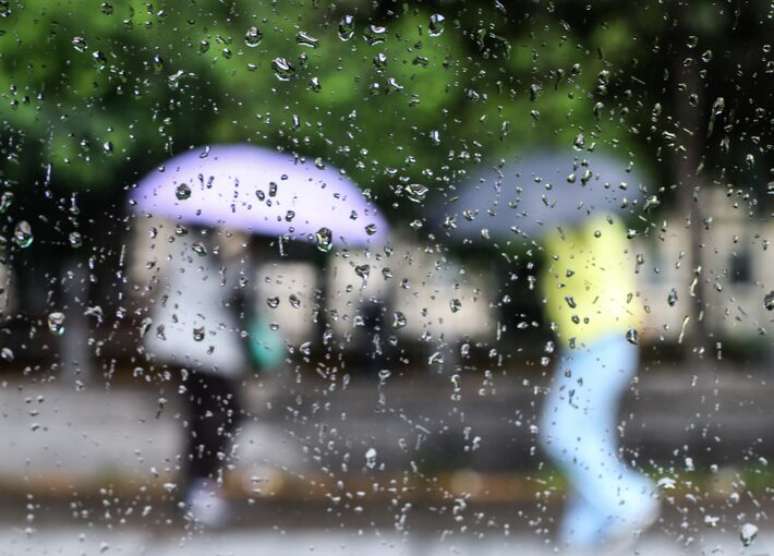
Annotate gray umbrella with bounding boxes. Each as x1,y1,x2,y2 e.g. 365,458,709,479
435,150,647,241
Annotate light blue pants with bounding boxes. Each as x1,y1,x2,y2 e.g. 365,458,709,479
539,334,655,548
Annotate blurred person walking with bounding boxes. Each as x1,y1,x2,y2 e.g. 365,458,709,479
135,222,255,527
538,215,658,551
129,144,388,526
434,151,658,551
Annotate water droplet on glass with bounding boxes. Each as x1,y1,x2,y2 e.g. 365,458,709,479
392,311,407,329
338,14,355,41
764,291,774,311
428,13,446,37
72,36,87,52
272,57,295,81
13,220,33,248
191,242,207,256
152,54,165,73
68,231,82,248
244,26,262,47
193,326,205,342
296,31,319,48
404,183,428,203
668,288,679,307
85,305,104,325
656,477,676,490
625,328,639,345
315,227,333,253
450,298,462,313
365,223,377,236
0,191,13,212
266,296,280,309
354,264,370,280
48,312,65,336
373,52,388,69
365,447,377,469
175,184,191,200
364,25,387,46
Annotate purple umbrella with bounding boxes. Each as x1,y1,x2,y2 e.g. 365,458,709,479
129,144,388,249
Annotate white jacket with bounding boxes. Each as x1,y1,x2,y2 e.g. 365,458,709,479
143,236,249,376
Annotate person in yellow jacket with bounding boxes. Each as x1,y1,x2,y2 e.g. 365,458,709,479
538,214,659,549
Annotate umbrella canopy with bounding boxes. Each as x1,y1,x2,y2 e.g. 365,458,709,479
434,150,647,241
129,144,388,249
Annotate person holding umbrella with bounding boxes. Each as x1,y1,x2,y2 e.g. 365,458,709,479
129,144,388,526
436,150,658,550
538,213,658,550
132,222,252,527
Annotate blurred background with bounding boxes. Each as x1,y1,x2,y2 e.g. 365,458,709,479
0,0,773,554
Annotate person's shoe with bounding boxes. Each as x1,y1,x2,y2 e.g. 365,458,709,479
184,480,229,528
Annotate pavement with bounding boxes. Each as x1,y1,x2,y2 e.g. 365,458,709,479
1,363,774,554
3,362,774,494
2,527,769,556
1,504,771,556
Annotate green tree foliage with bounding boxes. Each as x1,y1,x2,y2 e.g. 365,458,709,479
0,0,769,214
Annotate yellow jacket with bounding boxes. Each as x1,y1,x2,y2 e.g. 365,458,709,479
540,215,642,348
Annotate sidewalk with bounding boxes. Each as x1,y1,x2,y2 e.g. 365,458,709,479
0,522,769,556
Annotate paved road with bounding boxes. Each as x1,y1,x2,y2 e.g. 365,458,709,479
0,525,768,556
2,498,769,556
4,364,774,489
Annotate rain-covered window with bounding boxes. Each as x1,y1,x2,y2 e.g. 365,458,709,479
0,1,772,554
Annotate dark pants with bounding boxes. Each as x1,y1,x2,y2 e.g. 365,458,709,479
183,371,241,485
